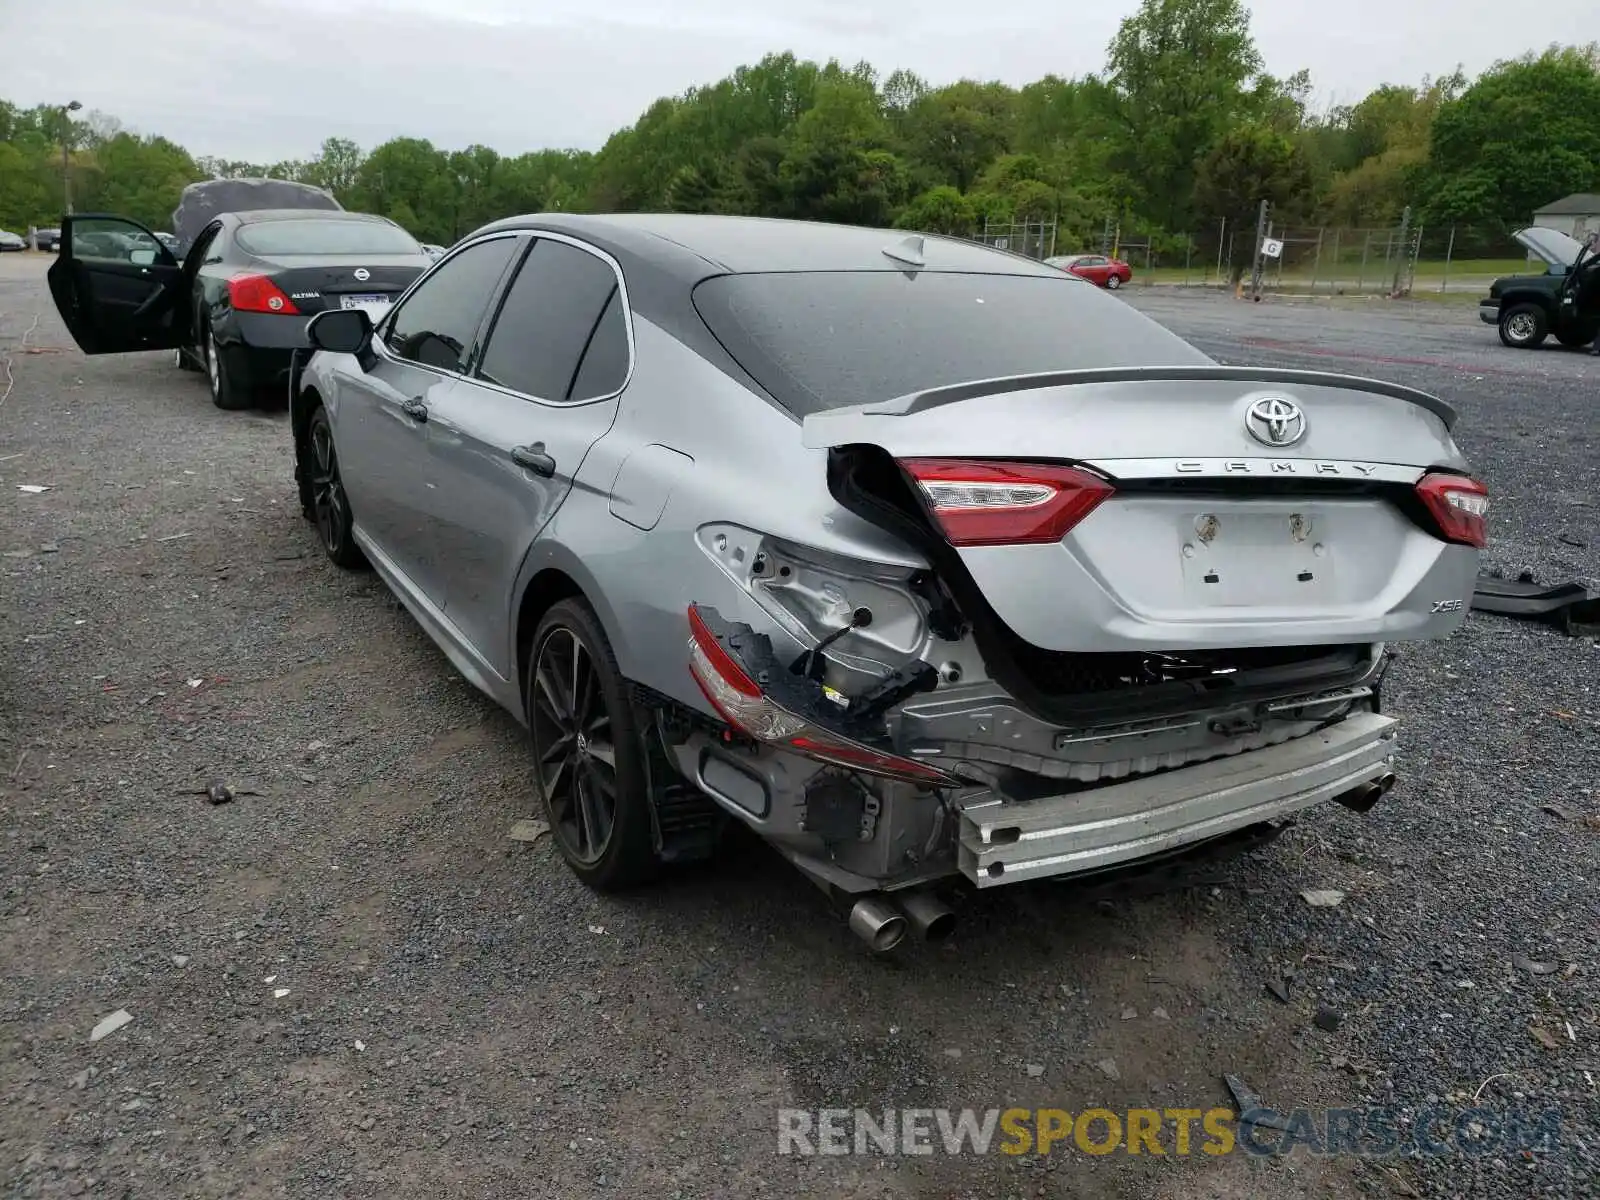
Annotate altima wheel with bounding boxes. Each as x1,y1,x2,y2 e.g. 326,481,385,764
306,406,365,568
1107,274,1122,290
527,599,658,891
205,326,251,410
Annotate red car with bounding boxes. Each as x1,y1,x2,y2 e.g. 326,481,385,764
1045,253,1133,289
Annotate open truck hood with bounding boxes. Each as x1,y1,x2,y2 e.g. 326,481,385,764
1512,226,1588,270
808,366,1480,655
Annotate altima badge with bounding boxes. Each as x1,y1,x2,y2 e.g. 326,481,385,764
353,267,370,281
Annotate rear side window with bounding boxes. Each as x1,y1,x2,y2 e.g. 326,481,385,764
567,290,629,401
383,236,520,374
236,218,422,256
476,238,627,402
692,270,1206,416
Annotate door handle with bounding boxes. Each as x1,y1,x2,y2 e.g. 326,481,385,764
400,396,428,422
511,443,556,477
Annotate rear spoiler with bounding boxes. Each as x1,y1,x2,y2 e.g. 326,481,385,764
819,366,1458,430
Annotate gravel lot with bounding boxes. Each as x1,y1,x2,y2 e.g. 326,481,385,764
2,254,1595,1200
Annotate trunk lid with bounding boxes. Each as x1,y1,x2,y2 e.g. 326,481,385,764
253,253,429,315
807,367,1482,654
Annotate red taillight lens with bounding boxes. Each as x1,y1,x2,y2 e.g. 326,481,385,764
685,605,957,786
1415,473,1489,548
227,274,300,315
898,458,1115,547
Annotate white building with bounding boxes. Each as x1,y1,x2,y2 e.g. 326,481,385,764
1530,193,1600,240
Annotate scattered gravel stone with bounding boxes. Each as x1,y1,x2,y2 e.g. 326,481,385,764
1300,888,1347,907
87,1010,132,1043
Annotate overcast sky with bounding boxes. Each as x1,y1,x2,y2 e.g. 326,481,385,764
0,0,1580,162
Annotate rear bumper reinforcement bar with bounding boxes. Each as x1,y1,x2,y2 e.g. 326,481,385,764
956,711,1398,887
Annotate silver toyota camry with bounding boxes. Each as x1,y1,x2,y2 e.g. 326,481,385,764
277,214,1486,950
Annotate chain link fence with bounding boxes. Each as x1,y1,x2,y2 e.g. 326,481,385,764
1094,220,1538,295
966,218,1058,261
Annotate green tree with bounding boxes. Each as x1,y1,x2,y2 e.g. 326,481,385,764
664,164,724,213
895,185,977,235
779,76,906,225
306,137,365,200
1421,46,1600,226
75,133,206,229
901,81,1017,192
1104,0,1265,230
1194,123,1313,282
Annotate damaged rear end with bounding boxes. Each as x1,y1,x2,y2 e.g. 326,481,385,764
672,364,1484,917
664,267,1485,946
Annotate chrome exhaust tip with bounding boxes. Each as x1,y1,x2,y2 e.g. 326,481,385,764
848,895,908,953
896,890,958,942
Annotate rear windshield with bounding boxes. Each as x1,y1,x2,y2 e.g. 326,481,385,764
235,218,422,257
692,270,1207,416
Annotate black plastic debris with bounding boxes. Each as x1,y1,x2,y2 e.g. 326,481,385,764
1222,1073,1293,1131
1470,570,1600,636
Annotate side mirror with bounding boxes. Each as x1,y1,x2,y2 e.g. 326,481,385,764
129,248,157,267
307,307,373,355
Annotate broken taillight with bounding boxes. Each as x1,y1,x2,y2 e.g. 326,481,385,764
227,273,301,315
1414,473,1489,548
685,605,957,786
897,458,1115,547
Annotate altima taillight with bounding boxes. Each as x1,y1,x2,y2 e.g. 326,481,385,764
1414,473,1489,548
227,274,300,315
685,605,958,786
897,458,1115,547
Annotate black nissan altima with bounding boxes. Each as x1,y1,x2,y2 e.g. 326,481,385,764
46,209,435,409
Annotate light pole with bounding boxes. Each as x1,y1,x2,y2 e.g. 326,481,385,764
60,100,82,216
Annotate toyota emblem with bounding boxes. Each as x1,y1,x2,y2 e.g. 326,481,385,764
1244,395,1307,447
353,267,370,282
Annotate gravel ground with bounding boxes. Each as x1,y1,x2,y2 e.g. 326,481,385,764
1,254,1595,1200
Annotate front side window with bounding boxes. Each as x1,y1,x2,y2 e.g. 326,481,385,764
476,237,628,402
71,217,168,265
383,236,520,374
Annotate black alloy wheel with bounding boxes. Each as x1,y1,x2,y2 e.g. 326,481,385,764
306,407,364,568
527,599,657,891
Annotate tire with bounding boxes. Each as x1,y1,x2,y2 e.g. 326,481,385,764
304,405,366,569
1498,303,1548,349
527,598,659,892
204,325,252,410
1106,274,1123,290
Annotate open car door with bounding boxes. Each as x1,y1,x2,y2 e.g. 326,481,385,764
46,214,189,355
